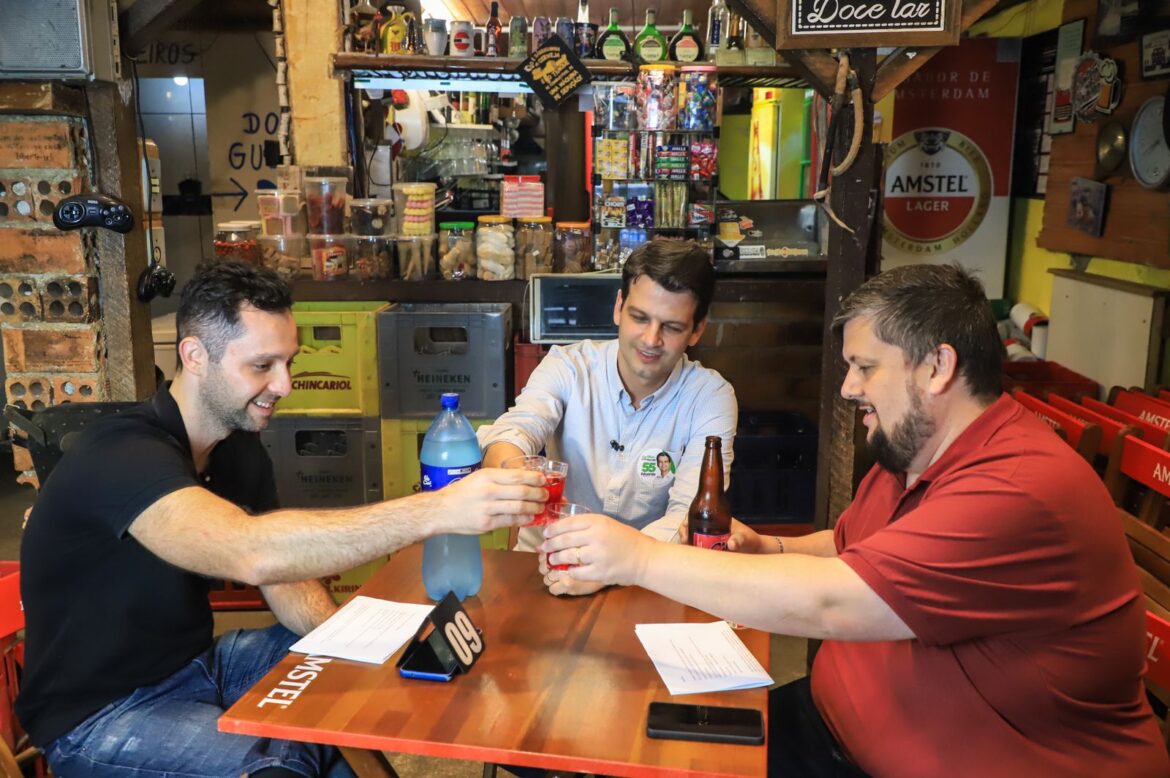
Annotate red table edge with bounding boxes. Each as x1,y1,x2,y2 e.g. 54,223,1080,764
219,709,768,778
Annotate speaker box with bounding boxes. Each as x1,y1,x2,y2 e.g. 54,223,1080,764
0,0,121,82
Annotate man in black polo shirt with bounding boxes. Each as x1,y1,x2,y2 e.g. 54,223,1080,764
17,262,545,777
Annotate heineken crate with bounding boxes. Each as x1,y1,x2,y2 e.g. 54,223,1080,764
377,303,513,419
261,415,382,508
278,301,389,417
380,417,508,550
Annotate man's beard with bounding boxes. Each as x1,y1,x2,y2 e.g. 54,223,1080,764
868,385,936,473
202,363,262,434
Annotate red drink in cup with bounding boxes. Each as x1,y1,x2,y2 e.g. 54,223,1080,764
542,471,566,522
547,502,592,571
502,456,568,526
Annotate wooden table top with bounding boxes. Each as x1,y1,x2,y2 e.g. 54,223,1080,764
219,546,771,777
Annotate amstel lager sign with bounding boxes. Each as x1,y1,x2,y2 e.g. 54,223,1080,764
881,38,1018,297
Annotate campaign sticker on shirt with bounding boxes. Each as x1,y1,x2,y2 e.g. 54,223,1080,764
638,449,676,482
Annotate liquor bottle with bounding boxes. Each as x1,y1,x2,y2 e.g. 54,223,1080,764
420,393,484,601
485,1,503,56
596,8,631,61
509,14,529,58
716,12,745,65
687,436,732,550
706,0,729,62
577,0,590,24
532,16,553,48
634,9,667,63
669,9,704,63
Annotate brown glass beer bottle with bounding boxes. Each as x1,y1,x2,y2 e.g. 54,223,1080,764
687,436,732,550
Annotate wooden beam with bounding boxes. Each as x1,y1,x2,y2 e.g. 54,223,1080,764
873,0,1004,101
814,49,880,530
0,82,85,117
284,0,348,166
85,81,156,401
120,0,204,56
778,50,838,97
544,100,588,221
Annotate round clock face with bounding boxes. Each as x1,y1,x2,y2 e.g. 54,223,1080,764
1130,96,1170,190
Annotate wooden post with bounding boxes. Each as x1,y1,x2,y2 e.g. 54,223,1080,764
284,0,348,166
544,100,588,221
86,81,156,401
814,50,881,530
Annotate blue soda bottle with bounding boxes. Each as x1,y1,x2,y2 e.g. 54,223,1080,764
420,392,484,601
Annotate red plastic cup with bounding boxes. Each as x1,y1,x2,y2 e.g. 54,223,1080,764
502,456,569,526
547,502,592,571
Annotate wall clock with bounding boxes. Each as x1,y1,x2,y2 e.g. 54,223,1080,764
1129,95,1170,190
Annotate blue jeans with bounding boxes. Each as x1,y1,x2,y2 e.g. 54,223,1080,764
45,624,357,778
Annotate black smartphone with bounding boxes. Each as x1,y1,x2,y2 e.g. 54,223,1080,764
646,702,765,745
397,623,460,682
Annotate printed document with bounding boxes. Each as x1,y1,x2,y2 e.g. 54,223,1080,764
635,621,772,695
289,596,434,664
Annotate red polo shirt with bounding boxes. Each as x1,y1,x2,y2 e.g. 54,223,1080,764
812,394,1168,777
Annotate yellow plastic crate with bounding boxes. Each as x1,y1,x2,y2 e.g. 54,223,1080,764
381,417,508,550
277,301,389,417
322,555,391,604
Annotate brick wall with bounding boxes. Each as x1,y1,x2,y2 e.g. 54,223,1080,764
1,112,108,487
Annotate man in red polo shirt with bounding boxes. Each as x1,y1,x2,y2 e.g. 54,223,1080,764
541,263,1169,776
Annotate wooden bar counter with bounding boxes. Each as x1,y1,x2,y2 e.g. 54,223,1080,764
220,546,770,777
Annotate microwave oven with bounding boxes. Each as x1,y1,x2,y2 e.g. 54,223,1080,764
529,273,622,344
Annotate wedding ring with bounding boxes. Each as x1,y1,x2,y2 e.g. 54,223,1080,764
574,547,582,565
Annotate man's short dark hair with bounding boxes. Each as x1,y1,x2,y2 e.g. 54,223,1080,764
831,263,1005,401
176,262,293,363
621,240,716,327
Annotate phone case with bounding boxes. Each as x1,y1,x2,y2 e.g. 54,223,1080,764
398,665,456,682
646,702,765,745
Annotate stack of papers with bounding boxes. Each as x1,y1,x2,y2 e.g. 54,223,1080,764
289,596,434,664
635,621,773,695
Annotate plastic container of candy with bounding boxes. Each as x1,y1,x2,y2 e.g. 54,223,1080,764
476,215,516,281
308,234,351,281
348,198,393,236
516,216,553,279
213,222,261,264
395,234,437,280
304,177,348,234
351,235,394,282
680,66,718,131
392,182,437,236
256,189,305,236
554,222,592,273
258,235,306,281
636,64,678,131
439,222,477,280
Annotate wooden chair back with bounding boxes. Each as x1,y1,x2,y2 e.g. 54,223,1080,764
1012,389,1100,464
1110,387,1170,434
1082,397,1170,447
1046,393,1134,492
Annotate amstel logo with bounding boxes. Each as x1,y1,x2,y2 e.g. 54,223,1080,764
883,127,992,255
291,371,353,392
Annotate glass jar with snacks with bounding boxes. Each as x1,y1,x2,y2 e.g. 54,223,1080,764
258,235,306,281
553,222,592,273
679,66,718,131
256,189,305,236
348,198,393,236
213,222,261,264
636,64,678,131
396,234,437,280
308,234,351,281
304,176,348,234
392,182,437,236
351,235,394,282
516,216,553,279
439,221,477,280
476,215,516,280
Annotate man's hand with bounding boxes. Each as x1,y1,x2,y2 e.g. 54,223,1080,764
538,552,606,596
431,468,546,535
675,517,769,554
540,513,654,587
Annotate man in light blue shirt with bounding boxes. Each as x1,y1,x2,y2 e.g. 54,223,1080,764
477,241,737,595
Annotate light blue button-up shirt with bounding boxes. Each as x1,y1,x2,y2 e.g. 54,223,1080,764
477,339,737,551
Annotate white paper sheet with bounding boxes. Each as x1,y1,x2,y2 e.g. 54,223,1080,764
635,621,772,695
289,596,434,665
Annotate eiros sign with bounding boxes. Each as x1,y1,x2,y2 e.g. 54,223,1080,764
776,0,961,49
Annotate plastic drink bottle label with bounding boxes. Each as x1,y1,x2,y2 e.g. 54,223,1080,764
692,530,730,551
421,463,479,491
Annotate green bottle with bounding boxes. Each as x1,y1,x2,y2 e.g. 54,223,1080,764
596,8,631,61
634,9,667,63
669,9,704,62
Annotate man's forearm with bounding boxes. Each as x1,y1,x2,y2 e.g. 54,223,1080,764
262,579,339,635
777,530,838,557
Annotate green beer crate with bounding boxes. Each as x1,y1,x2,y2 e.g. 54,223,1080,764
380,417,508,550
277,301,389,417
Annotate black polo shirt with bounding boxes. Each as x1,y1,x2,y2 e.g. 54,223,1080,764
16,383,278,746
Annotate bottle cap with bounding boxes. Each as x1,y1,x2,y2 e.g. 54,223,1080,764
441,392,461,410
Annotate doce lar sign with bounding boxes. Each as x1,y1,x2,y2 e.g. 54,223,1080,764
776,0,961,49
